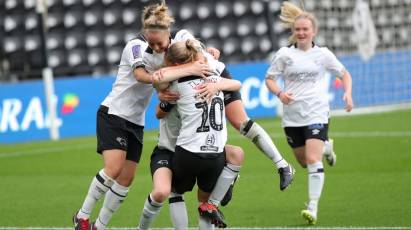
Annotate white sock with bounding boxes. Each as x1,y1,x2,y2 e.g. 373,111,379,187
323,139,333,156
77,169,114,219
208,163,241,206
307,161,324,214
95,181,129,230
198,215,215,230
240,120,288,169
168,193,188,230
138,194,164,230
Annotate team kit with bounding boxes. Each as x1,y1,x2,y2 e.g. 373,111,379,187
72,1,353,230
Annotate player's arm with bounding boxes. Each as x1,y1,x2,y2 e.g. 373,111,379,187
156,101,175,119
197,78,241,102
339,70,353,112
265,77,293,105
152,61,213,86
134,67,153,84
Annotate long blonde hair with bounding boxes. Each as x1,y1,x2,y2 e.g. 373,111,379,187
142,1,175,31
165,39,203,65
279,1,318,44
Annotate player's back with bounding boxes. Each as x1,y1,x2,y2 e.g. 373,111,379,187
170,75,227,154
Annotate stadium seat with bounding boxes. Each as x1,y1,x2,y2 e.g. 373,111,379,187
4,35,22,54
106,46,122,64
241,36,258,55
215,1,232,18
24,0,37,10
254,17,268,36
48,49,67,68
86,30,104,48
236,17,254,37
47,11,65,29
233,0,249,17
24,34,40,52
105,30,124,47
103,8,122,27
4,15,22,33
64,11,83,29
122,8,139,26
250,0,264,15
67,49,87,67
197,2,213,20
65,30,86,49
179,2,195,21
218,21,235,39
88,47,106,66
24,13,38,32
200,20,218,40
259,36,272,53
222,37,240,56
84,9,103,27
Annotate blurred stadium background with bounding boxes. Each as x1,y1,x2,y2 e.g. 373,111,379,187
1,0,411,229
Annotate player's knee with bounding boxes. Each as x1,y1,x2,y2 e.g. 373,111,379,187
152,188,171,203
226,145,244,165
104,166,123,180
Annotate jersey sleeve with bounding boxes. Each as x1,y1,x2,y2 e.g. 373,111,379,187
321,47,346,78
122,39,147,70
265,48,287,80
174,29,195,42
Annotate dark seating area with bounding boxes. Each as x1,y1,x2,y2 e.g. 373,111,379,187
2,0,411,81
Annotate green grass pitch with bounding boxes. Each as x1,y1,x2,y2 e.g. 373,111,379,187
1,109,410,228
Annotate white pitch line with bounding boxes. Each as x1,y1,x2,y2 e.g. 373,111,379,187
1,131,410,158
0,227,410,230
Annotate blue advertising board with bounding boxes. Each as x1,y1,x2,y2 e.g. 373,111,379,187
1,50,411,143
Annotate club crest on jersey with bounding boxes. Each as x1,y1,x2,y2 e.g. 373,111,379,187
132,45,141,59
200,134,218,152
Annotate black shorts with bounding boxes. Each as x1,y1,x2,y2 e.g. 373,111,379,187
96,105,144,163
221,68,242,105
284,123,329,148
150,146,174,176
171,146,226,194
223,90,242,106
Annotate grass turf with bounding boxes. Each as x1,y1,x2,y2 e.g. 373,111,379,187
0,109,410,228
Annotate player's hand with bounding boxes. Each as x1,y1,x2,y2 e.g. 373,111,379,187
279,92,294,105
158,89,180,103
151,69,164,84
190,60,213,78
206,47,220,59
196,83,219,103
343,93,353,112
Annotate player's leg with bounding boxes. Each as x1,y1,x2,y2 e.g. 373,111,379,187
170,146,200,228
225,100,294,190
74,149,125,230
168,192,188,229
92,159,136,230
323,138,336,166
93,125,144,230
138,147,173,230
197,189,215,230
197,152,227,228
74,107,129,230
323,120,336,166
208,145,243,207
301,124,327,225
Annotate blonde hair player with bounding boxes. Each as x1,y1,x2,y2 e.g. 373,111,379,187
135,0,295,197
265,1,354,225
135,3,241,229
167,39,242,229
